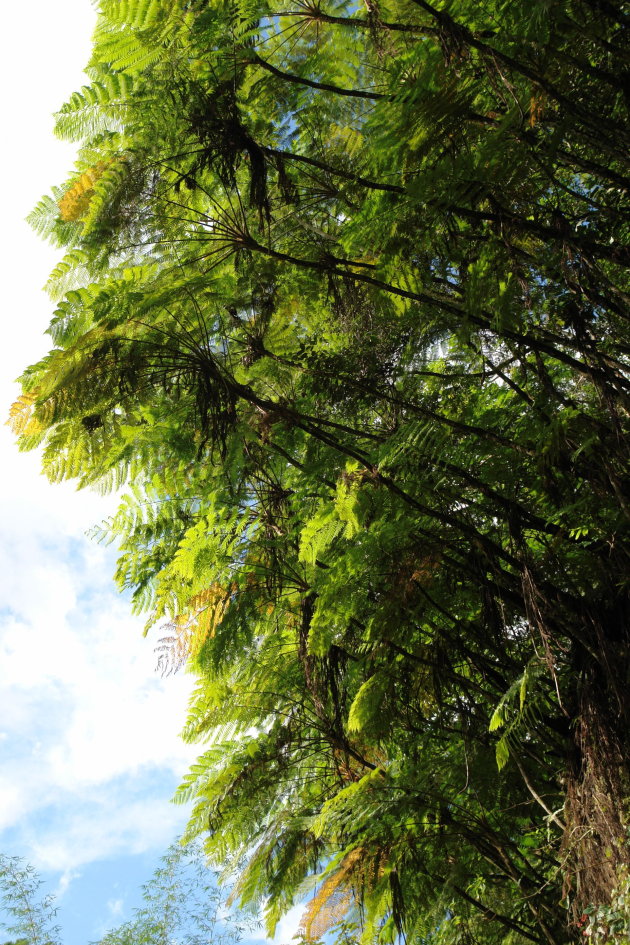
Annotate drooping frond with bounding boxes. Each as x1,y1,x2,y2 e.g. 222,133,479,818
92,0,190,74
27,191,79,247
58,162,111,221
7,391,39,438
45,249,92,301
300,849,363,942
54,74,135,142
155,583,231,675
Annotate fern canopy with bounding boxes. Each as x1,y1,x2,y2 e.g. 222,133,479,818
14,0,630,942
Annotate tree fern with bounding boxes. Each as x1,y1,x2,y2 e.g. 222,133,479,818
15,0,630,940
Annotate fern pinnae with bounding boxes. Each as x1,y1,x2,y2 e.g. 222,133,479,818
54,75,135,142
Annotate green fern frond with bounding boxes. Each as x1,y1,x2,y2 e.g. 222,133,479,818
92,0,187,74
101,0,167,30
489,659,550,770
27,191,79,247
45,250,92,302
54,75,134,142
299,508,343,565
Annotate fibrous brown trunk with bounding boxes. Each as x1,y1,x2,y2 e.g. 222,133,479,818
562,604,630,927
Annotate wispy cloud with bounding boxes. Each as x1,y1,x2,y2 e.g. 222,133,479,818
107,898,125,919
53,869,82,900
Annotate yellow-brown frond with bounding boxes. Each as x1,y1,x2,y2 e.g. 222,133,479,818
156,583,230,674
300,849,363,942
7,392,42,436
187,583,231,652
58,162,108,222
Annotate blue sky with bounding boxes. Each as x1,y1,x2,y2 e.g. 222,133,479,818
0,3,302,943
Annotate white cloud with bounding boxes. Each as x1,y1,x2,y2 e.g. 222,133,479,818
53,869,82,900
0,244,198,870
28,793,189,875
271,903,304,945
0,516,198,868
107,898,125,919
0,782,26,833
